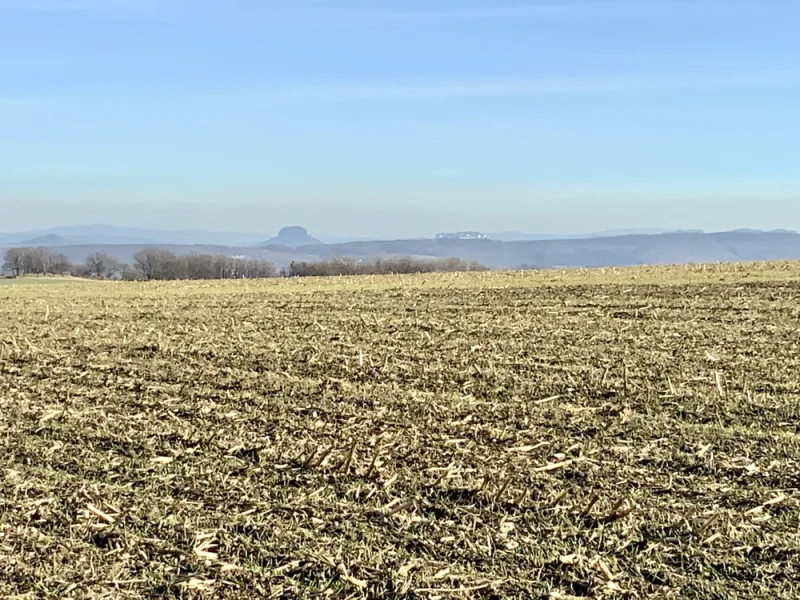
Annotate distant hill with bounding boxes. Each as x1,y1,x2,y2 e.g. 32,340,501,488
294,230,800,269
17,234,71,246
7,223,788,248
260,226,322,248
485,228,705,241
0,224,369,247
5,227,800,271
0,224,270,247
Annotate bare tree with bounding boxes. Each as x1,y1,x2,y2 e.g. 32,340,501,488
185,254,214,279
47,252,72,275
287,256,487,277
134,249,182,280
134,249,160,280
120,266,140,281
3,248,26,276
162,251,187,280
213,254,233,279
2,247,52,276
243,258,276,278
132,248,275,281
23,247,49,275
86,252,120,278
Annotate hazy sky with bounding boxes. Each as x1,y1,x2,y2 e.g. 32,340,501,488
2,0,800,237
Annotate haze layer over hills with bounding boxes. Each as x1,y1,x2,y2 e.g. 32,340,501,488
3,225,800,271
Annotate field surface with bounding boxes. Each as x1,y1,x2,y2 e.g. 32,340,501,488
1,263,799,599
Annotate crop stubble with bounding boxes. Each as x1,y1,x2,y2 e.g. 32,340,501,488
1,263,799,598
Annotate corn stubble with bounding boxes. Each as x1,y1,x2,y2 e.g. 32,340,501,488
1,263,799,599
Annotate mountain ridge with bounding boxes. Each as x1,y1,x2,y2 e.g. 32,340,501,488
5,224,796,248
4,227,800,271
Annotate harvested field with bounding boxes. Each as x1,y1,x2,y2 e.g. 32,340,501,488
1,262,799,599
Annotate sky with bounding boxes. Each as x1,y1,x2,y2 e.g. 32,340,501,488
2,0,800,238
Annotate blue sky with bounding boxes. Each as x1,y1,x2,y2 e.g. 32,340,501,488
2,0,799,237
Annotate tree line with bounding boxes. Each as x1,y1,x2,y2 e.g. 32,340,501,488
1,247,72,277
286,256,487,277
2,247,277,280
3,247,488,281
131,249,277,280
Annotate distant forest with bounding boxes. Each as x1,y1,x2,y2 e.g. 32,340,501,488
2,247,487,280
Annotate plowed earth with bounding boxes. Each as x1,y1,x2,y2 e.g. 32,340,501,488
1,263,799,599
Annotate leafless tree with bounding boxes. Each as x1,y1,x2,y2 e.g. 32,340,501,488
133,249,165,280
287,256,487,277
23,247,49,275
2,247,56,276
3,248,26,276
120,265,140,281
132,248,275,281
47,252,72,275
86,252,120,278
